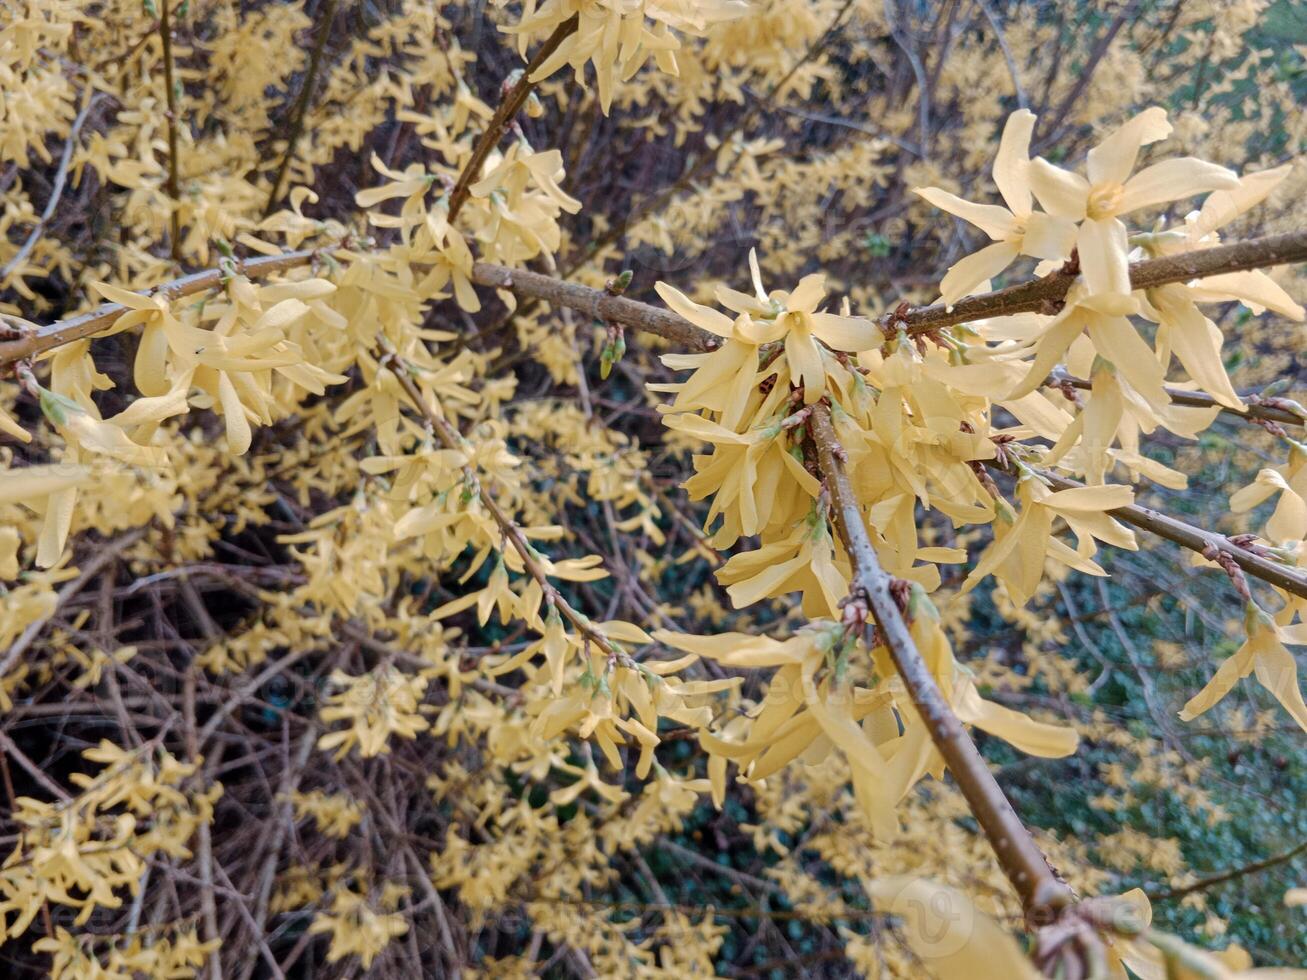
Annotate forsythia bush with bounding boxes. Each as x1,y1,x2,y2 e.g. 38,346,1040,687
1,0,1306,976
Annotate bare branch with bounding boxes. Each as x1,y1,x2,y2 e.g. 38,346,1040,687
0,91,97,285
263,0,341,217
159,0,183,261
1146,837,1307,903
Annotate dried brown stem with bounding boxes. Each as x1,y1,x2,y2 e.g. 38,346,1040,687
263,0,340,217
159,0,183,261
808,403,1074,926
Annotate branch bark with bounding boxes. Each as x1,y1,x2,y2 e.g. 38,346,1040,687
809,403,1075,925
882,229,1307,337
0,248,326,366
7,230,1305,373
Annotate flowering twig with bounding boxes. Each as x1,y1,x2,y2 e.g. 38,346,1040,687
808,403,1076,929
1013,465,1307,600
8,231,1306,372
376,337,626,664
446,15,580,224
1046,369,1306,427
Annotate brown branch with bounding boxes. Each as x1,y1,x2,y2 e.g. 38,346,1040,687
808,403,1075,926
7,231,1305,375
881,229,1307,337
992,464,1307,600
0,529,146,680
1033,0,1139,151
159,0,183,261
263,0,340,217
1046,370,1305,427
469,261,715,351
446,15,580,224
0,248,327,366
1146,837,1307,903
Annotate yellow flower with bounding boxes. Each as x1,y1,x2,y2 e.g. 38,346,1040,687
1229,441,1307,546
1133,166,1304,410
1179,602,1307,733
657,249,879,407
913,109,1078,307
961,476,1137,605
508,0,749,114
1027,107,1239,314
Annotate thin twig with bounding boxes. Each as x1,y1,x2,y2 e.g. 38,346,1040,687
1033,0,1140,151
1013,465,1307,600
263,0,341,217
1047,369,1305,427
977,0,1028,109
1147,837,1307,902
159,0,183,261
378,338,622,660
0,91,97,284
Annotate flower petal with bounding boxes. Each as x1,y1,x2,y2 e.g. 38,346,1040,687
993,108,1036,216
785,330,826,403
1027,158,1090,219
1086,313,1168,409
1190,270,1305,320
1086,106,1171,186
786,273,827,314
1190,164,1291,239
1077,218,1134,314
938,240,1021,308
1118,157,1239,214
1020,212,1077,261
810,312,881,352
654,282,735,337
913,187,1020,241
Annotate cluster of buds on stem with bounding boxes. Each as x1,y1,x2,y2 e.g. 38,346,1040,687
598,270,632,379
